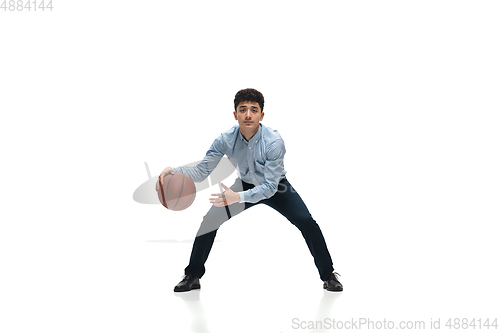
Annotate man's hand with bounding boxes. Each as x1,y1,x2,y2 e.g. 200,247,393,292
156,167,174,191
209,183,240,207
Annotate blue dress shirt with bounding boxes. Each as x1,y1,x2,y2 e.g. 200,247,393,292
173,123,287,203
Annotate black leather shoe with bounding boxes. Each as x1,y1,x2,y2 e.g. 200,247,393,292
323,272,343,292
174,274,201,292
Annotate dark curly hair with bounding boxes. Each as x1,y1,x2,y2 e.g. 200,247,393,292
234,88,265,112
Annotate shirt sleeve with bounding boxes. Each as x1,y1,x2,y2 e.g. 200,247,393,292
172,135,225,182
238,139,286,203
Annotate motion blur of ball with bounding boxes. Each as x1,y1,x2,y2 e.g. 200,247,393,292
157,173,196,211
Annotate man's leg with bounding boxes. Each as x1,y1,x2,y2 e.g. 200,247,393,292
184,178,255,278
262,179,335,281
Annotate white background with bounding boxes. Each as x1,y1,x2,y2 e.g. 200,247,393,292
1,1,499,332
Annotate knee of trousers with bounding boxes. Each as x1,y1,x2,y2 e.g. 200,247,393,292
196,206,235,237
290,215,318,230
203,202,245,224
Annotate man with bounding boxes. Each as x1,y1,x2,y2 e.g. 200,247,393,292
157,88,342,292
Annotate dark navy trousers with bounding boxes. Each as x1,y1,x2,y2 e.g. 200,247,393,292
184,178,335,281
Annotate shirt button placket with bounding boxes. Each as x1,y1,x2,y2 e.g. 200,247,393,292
248,143,255,181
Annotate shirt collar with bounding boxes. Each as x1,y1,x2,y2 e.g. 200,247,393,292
239,123,262,144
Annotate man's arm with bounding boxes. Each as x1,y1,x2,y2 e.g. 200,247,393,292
157,135,226,190
172,135,226,182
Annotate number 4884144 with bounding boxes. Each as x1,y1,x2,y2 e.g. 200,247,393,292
1,0,53,11
445,318,498,330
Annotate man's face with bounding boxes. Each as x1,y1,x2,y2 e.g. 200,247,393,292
233,101,264,131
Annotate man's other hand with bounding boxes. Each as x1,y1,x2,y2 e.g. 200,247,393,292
209,183,240,207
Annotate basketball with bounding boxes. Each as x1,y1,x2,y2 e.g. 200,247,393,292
157,173,196,211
